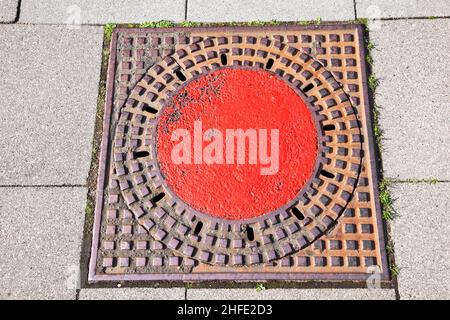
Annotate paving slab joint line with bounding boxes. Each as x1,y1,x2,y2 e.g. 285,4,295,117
385,179,449,184
367,16,450,21
0,184,87,188
15,0,21,23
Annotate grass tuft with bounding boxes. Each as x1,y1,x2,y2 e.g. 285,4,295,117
104,23,117,42
372,102,384,152
366,43,375,65
430,178,439,185
179,21,203,27
368,74,379,93
390,264,400,277
246,20,271,26
386,241,395,255
139,20,177,28
379,179,394,220
85,200,94,218
297,17,322,26
355,18,369,27
255,283,266,292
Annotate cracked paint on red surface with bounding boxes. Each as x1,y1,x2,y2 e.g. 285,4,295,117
157,68,318,220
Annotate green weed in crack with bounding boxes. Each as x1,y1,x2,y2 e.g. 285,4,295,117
255,283,266,292
379,180,394,221
139,20,177,28
104,23,117,42
390,264,400,277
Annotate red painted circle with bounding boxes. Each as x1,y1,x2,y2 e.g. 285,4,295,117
157,68,318,220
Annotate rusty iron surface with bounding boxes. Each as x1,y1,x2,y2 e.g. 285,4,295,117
88,24,389,282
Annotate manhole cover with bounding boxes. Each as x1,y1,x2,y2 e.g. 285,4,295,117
88,24,389,282
157,68,319,220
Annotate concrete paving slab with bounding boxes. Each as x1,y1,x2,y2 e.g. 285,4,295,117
79,288,185,300
187,288,396,300
187,0,355,22
0,0,18,22
390,183,450,300
20,0,185,25
0,24,103,185
0,187,86,300
370,19,450,180
356,0,450,19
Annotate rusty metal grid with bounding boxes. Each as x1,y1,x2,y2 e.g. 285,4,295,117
88,24,389,282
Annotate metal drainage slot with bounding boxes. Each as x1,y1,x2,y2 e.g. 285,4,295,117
320,169,335,179
142,103,158,114
193,221,203,235
246,225,255,241
302,83,314,93
134,151,149,159
220,54,228,65
151,192,165,204
175,69,187,81
290,207,305,220
323,124,336,131
265,58,274,69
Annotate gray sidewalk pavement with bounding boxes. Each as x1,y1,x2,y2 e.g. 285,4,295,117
370,18,450,300
0,1,449,301
186,288,396,300
7,0,450,25
0,187,86,299
390,183,450,300
372,19,450,180
0,24,103,186
187,0,355,22
19,0,186,24
79,288,185,300
356,0,450,19
0,0,18,23
0,24,102,299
